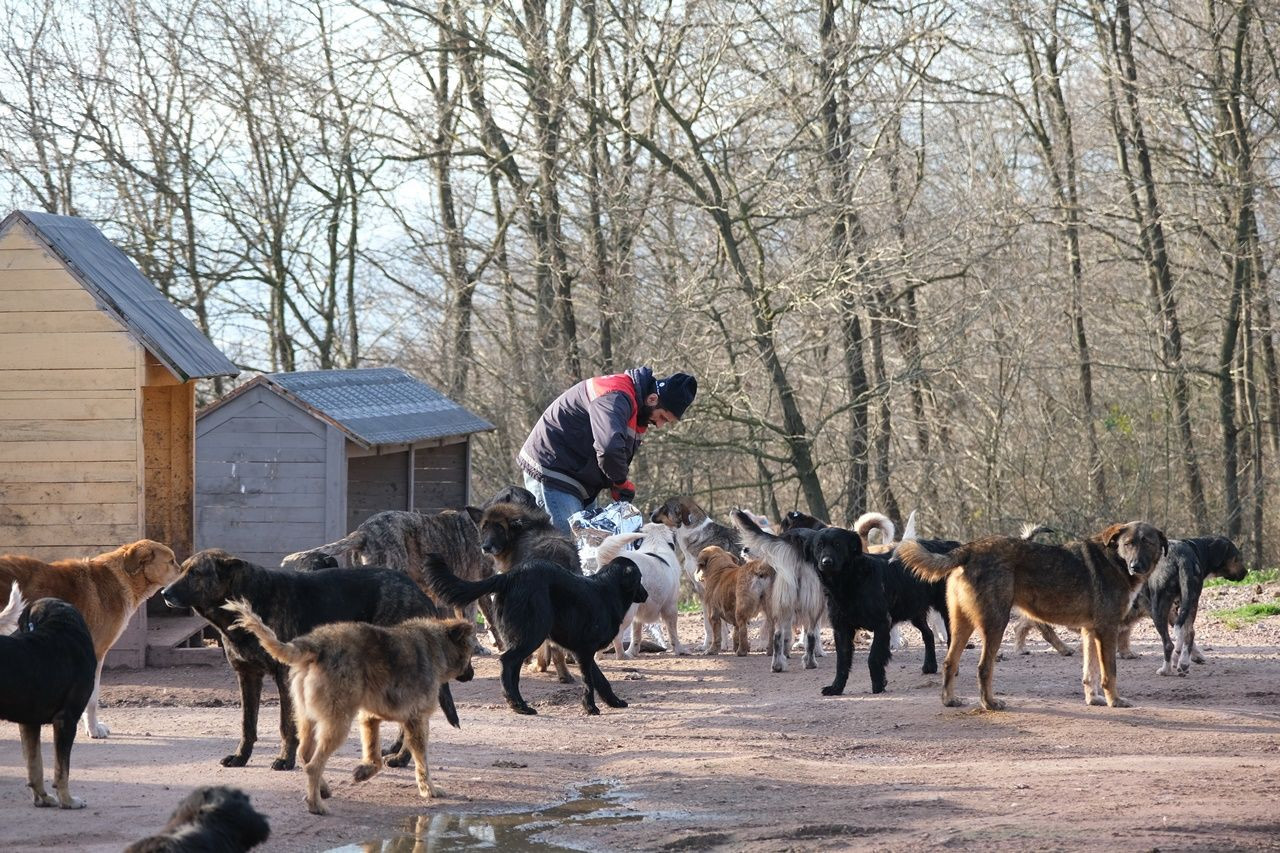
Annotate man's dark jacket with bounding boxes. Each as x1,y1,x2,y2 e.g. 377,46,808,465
518,367,656,499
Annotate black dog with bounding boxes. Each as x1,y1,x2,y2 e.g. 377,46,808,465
1,596,96,808
1129,536,1246,676
161,550,460,770
124,785,270,852
426,554,648,715
808,528,960,696
779,510,826,532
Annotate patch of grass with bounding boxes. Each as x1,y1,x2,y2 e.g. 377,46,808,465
1213,602,1280,629
677,596,703,614
1205,567,1278,588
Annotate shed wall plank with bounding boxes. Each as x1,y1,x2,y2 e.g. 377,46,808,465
0,523,139,547
0,502,136,526
0,368,136,392
0,461,136,483
0,311,125,334
0,288,100,312
0,418,136,441
0,481,138,503
0,396,135,420
0,248,62,271
0,331,137,368
0,441,136,463
0,269,83,289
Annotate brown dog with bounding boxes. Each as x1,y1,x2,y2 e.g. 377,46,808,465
465,500,579,681
897,522,1167,710
695,546,769,656
223,599,475,815
0,540,182,737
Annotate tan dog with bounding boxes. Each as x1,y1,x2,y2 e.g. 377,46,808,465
222,599,475,815
898,522,1167,710
0,540,182,737
695,546,770,656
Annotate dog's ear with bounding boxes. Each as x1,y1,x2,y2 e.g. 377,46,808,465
679,504,694,526
465,505,483,525
1156,529,1168,556
847,530,863,557
1101,523,1127,550
122,541,154,574
446,620,475,645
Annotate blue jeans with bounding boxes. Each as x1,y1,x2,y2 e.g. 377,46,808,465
523,473,592,536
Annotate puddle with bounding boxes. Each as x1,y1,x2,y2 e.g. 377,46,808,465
328,780,643,852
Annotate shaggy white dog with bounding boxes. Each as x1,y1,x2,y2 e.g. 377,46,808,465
595,524,688,659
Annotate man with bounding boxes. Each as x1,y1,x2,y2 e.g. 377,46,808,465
518,367,697,534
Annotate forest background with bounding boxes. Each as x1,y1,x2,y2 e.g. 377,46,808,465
2,0,1276,563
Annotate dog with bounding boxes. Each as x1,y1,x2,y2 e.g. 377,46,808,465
695,546,770,656
280,509,498,648
0,581,22,635
1120,536,1246,675
775,510,930,652
223,600,474,815
651,496,744,651
812,528,960,695
897,521,1167,710
161,549,460,770
595,524,688,658
0,540,182,738
426,554,648,715
1,588,97,808
124,785,270,852
465,499,581,681
481,484,541,509
730,510,827,672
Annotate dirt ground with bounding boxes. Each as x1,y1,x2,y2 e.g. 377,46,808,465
3,580,1279,852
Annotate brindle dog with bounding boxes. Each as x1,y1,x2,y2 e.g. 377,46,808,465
465,500,581,682
897,522,1167,711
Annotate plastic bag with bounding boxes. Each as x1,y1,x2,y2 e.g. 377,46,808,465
569,500,644,572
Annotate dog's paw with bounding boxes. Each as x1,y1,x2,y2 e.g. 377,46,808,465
922,663,938,675
803,658,817,670
771,661,786,673
943,696,965,708
87,722,110,739
1177,664,1190,676
1118,650,1140,660
352,762,382,782
980,697,1006,711
32,792,57,808
221,753,250,768
871,682,887,694
385,752,412,769
820,684,843,696
512,704,538,716
59,796,86,810
703,647,720,656
605,696,628,708
557,673,576,684
320,781,332,799
584,705,601,716
1059,648,1075,656
1085,694,1107,706
1156,664,1172,676
307,799,329,816
270,757,296,771
1108,696,1133,708
1191,652,1206,665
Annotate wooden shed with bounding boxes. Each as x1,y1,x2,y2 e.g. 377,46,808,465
195,368,494,567
0,210,239,668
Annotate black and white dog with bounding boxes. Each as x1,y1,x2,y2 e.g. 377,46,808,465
1125,536,1246,675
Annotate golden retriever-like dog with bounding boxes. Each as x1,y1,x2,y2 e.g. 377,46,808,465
695,546,771,656
897,521,1167,711
222,599,475,815
0,540,182,737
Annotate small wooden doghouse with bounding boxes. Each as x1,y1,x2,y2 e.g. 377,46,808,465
195,368,494,567
0,210,239,668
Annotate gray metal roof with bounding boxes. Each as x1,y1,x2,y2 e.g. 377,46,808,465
264,367,494,447
3,210,239,381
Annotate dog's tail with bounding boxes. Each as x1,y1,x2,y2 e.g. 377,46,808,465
896,540,966,582
854,511,896,546
900,510,918,543
0,582,26,636
424,554,508,608
594,532,647,565
1021,523,1056,541
732,509,799,616
222,599,315,666
280,529,366,571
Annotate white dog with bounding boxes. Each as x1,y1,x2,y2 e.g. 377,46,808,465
595,524,688,659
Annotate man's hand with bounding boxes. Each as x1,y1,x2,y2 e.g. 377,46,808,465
610,480,636,502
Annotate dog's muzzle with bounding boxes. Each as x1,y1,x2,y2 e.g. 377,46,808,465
160,586,185,608
458,663,475,683
480,540,500,556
